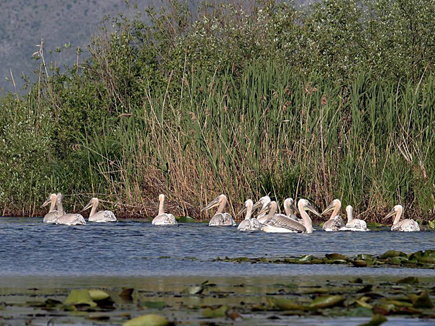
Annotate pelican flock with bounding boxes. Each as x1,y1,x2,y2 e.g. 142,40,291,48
40,191,421,232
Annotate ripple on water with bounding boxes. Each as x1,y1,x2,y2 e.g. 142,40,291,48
1,217,434,277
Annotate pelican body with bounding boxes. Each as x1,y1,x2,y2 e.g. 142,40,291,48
152,194,178,225
83,198,117,222
322,199,345,231
42,193,60,224
204,194,236,226
261,199,321,233
339,205,368,232
55,193,86,226
384,205,420,232
237,199,261,231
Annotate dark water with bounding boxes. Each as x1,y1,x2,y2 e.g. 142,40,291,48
1,217,434,277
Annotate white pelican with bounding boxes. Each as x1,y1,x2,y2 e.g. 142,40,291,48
41,193,59,223
55,193,86,225
237,199,261,231
82,198,117,222
339,205,369,231
252,196,271,223
322,199,345,231
203,194,236,226
152,194,178,225
283,198,300,222
261,199,321,233
383,205,420,232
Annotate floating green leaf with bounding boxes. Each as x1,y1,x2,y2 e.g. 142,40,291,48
358,314,387,326
309,295,345,309
123,314,170,326
202,305,228,318
396,277,419,284
143,301,166,310
412,290,434,309
88,289,110,301
380,250,406,259
64,289,97,308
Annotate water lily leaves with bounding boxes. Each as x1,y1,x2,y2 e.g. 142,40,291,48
120,288,134,300
325,253,349,261
396,277,419,284
267,297,307,311
123,314,170,326
411,290,434,309
177,216,195,223
352,260,368,267
64,289,97,308
202,305,228,318
347,307,373,317
298,255,315,262
309,295,345,310
380,250,406,259
358,314,387,326
88,289,110,301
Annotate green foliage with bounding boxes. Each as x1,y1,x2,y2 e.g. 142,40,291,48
1,0,435,218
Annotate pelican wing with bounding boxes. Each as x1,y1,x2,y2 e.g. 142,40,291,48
266,214,306,233
323,216,345,231
56,214,86,225
392,219,420,232
43,211,59,224
152,213,178,225
209,213,235,226
89,210,117,222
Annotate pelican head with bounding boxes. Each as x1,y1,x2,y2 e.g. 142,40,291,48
322,199,341,215
299,199,322,217
41,193,57,208
237,199,253,216
284,198,298,215
383,204,403,221
202,194,226,211
257,200,278,217
252,195,271,211
83,197,98,211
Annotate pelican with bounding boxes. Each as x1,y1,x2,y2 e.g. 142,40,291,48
55,193,86,226
322,199,345,231
283,198,300,222
261,199,321,233
152,194,178,225
252,196,271,224
41,193,59,223
339,205,369,231
82,198,117,222
237,199,261,231
203,194,236,226
383,205,420,232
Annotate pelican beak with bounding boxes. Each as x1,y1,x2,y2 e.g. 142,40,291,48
306,202,322,217
382,208,396,221
251,200,264,212
41,198,51,208
321,202,335,215
290,202,299,214
82,200,93,211
202,196,221,211
237,206,247,216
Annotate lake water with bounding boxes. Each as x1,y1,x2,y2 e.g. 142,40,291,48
1,217,434,277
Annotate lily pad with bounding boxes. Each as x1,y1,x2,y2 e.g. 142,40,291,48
202,305,228,318
123,314,170,326
325,253,348,261
396,277,419,284
352,260,368,267
309,295,345,309
88,289,110,301
358,314,387,326
380,250,406,259
64,289,97,308
268,297,306,310
412,290,434,309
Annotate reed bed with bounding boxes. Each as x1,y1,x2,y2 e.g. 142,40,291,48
1,0,434,221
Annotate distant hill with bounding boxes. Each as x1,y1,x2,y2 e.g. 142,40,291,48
0,0,315,93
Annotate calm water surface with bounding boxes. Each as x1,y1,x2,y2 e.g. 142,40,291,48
1,217,434,277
